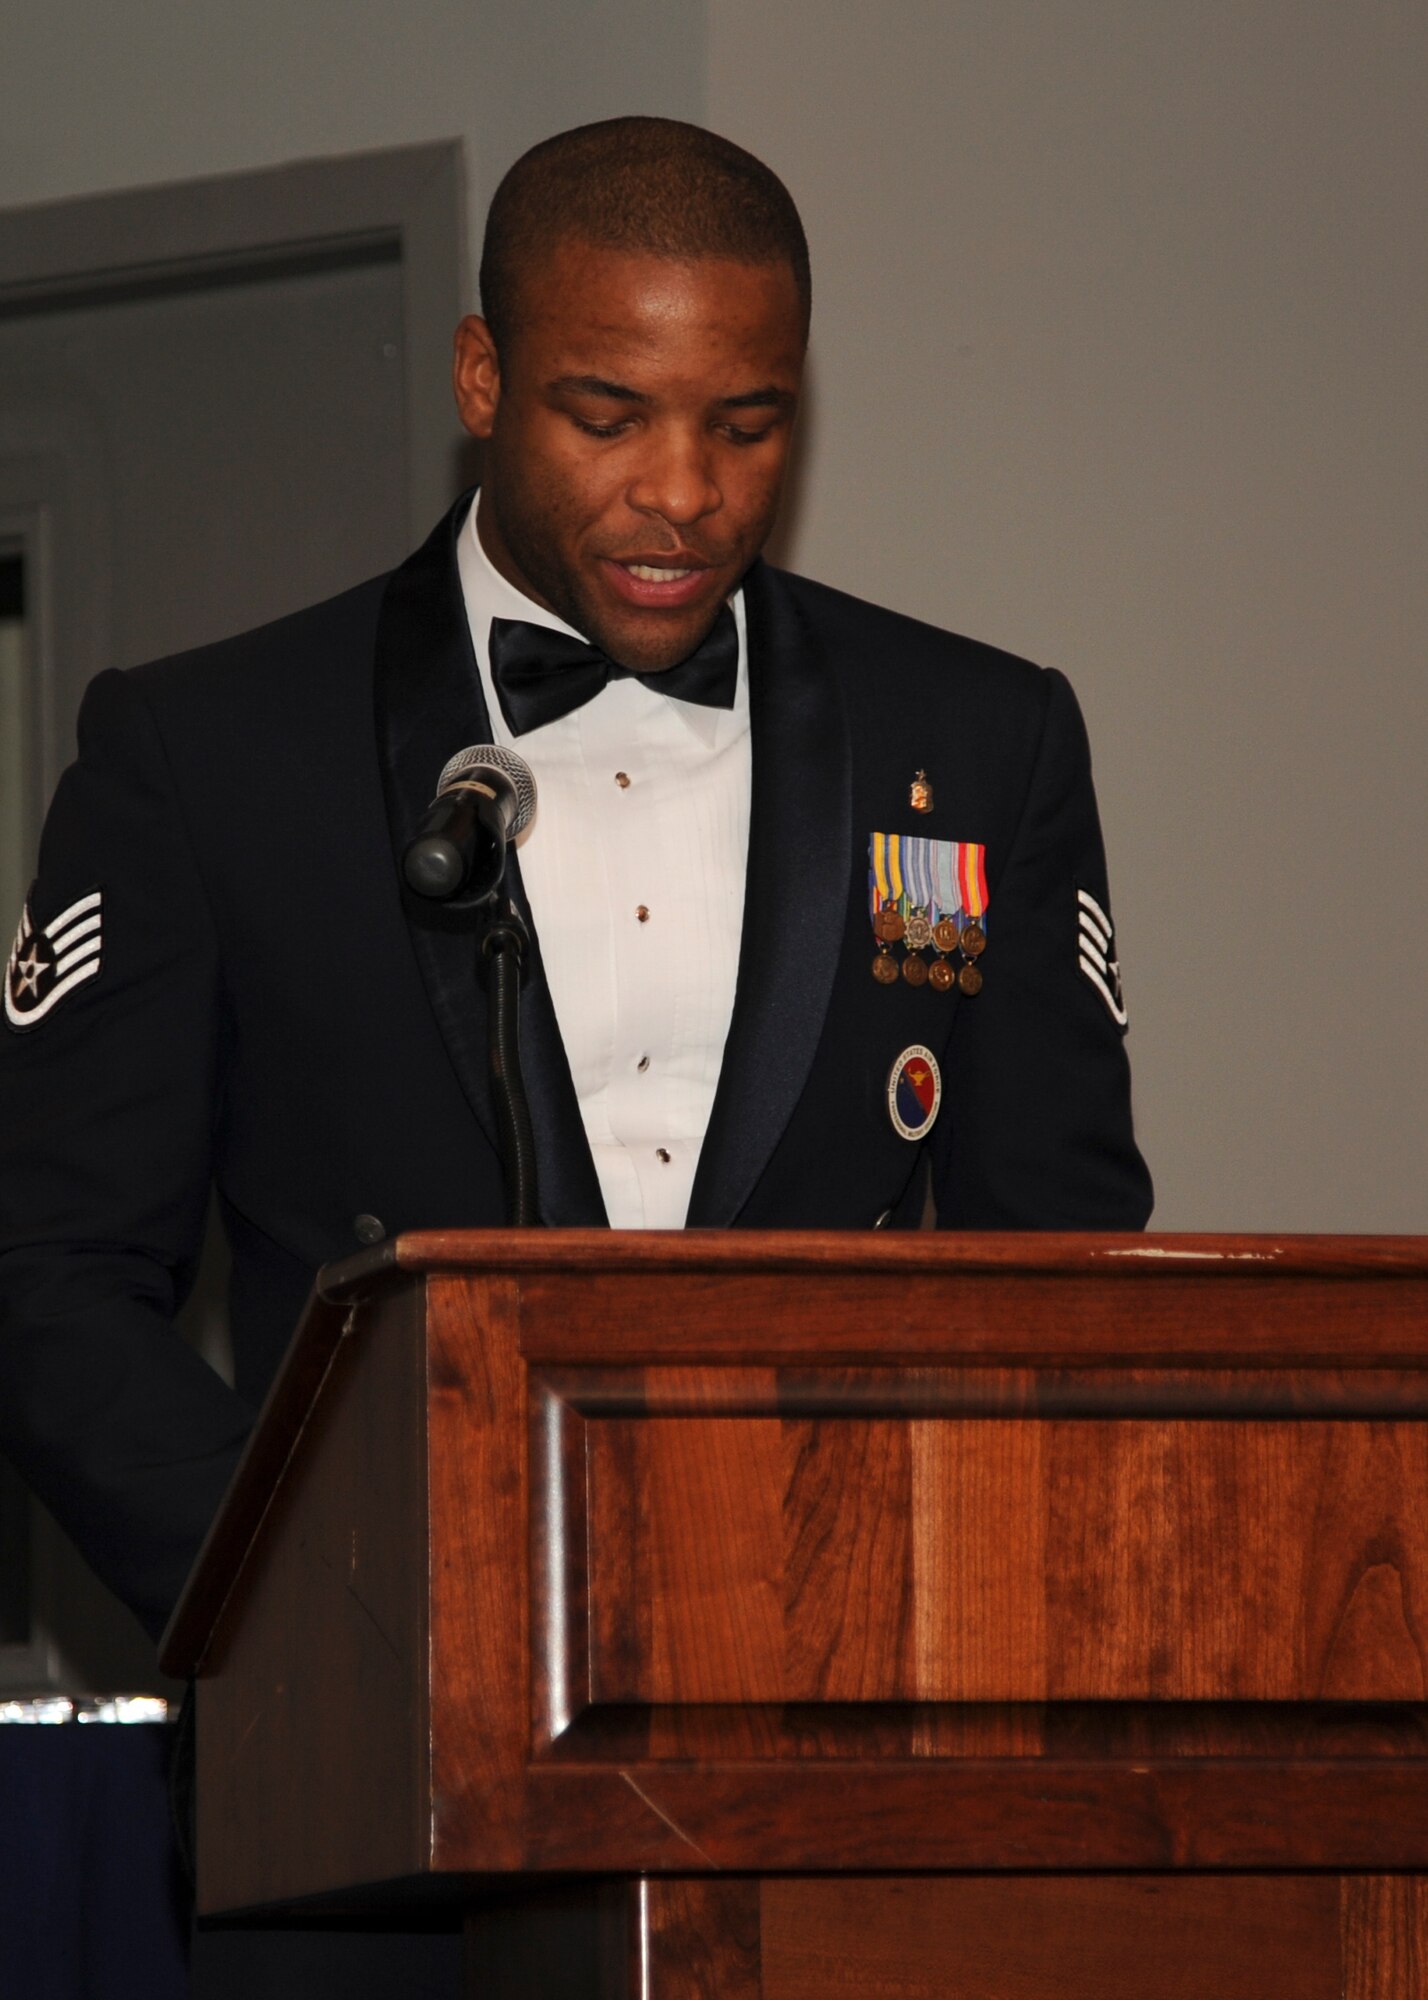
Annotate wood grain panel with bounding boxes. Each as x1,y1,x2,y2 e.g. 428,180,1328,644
540,1698,1428,1765
516,1760,1428,1872
912,1417,1045,1696
781,1416,913,1697
549,1361,1428,1419
519,1271,1428,1364
426,1273,528,1869
760,1876,1341,2000
583,1415,1428,1704
643,1880,762,2000
588,1416,786,1705
1342,1876,1428,1997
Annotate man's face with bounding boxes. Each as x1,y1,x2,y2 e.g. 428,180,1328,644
453,240,806,672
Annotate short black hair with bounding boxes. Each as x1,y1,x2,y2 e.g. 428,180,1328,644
479,116,811,353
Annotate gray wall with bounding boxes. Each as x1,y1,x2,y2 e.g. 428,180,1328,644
2,1,1422,1232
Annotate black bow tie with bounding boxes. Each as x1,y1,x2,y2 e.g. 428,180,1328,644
488,606,738,737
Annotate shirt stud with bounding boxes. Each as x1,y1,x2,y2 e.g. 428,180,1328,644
615,771,631,789
636,904,650,923
655,1148,671,1164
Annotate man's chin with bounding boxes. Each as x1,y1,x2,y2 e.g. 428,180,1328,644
586,610,722,676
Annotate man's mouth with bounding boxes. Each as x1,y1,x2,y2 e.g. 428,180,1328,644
600,555,719,609
625,562,699,582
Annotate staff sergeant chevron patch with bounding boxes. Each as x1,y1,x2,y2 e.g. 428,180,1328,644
1076,887,1128,1030
5,889,104,1031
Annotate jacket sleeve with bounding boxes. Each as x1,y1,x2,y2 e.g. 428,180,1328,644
0,667,254,1641
929,666,1154,1228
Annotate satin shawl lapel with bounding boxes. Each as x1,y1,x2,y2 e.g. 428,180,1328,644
373,499,607,1226
687,562,852,1226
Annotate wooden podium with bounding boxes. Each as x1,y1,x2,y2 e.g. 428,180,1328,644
163,1231,1428,1997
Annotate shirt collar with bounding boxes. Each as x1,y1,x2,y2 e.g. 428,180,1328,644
456,491,746,750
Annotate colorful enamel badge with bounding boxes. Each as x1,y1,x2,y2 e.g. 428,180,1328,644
887,1045,941,1140
5,890,104,1032
868,833,987,992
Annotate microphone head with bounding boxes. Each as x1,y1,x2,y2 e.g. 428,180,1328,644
437,744,537,836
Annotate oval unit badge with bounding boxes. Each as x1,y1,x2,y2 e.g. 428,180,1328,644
887,1044,941,1142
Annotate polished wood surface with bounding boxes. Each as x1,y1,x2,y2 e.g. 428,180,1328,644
164,1230,1428,1990
463,1874,1428,1999
581,1411,1428,1702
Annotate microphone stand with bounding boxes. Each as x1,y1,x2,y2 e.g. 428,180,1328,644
479,899,539,1227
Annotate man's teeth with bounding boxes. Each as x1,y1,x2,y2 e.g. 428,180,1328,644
625,563,696,582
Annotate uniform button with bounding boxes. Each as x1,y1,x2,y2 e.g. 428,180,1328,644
637,1054,650,1072
655,1148,671,1164
614,771,631,789
636,904,650,923
353,1213,385,1246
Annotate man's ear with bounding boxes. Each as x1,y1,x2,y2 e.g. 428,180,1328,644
453,315,501,440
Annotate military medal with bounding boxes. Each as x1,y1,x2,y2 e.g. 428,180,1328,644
887,1045,941,1139
868,831,990,996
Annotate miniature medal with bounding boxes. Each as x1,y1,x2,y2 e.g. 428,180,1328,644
868,831,991,998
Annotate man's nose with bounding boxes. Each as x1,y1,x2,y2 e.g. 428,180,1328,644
626,428,721,527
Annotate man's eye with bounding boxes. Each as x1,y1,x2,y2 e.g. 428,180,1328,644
572,418,627,439
723,425,774,446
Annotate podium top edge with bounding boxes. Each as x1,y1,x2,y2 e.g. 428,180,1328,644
317,1230,1428,1299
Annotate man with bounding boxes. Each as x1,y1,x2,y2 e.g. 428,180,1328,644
0,116,1151,1991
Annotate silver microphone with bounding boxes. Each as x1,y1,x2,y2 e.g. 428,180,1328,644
403,745,537,902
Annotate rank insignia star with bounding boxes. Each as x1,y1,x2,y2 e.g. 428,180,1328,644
13,941,44,998
5,889,104,1032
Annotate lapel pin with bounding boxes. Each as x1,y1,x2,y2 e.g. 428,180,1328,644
910,770,934,814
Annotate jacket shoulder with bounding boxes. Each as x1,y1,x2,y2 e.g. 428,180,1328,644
121,571,391,724
763,563,1059,719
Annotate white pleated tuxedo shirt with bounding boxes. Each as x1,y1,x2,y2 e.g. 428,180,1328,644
456,502,751,1228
